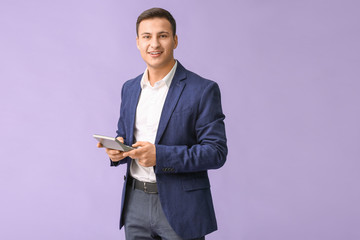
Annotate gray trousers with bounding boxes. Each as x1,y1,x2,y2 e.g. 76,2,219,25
123,182,205,240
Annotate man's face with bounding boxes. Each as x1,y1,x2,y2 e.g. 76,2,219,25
136,17,178,70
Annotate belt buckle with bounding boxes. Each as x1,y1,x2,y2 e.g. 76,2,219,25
143,182,157,194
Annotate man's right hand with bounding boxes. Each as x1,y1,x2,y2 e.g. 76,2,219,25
97,137,127,162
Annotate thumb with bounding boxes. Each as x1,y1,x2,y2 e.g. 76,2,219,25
132,141,146,148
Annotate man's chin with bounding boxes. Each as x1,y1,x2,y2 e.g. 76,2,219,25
146,59,175,70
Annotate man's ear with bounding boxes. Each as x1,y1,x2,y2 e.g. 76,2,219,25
173,34,178,49
136,37,140,50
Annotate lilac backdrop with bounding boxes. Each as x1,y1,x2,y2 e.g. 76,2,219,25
1,0,359,239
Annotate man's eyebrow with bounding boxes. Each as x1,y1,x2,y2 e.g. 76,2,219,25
141,31,170,35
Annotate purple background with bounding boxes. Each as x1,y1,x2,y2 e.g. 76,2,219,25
1,0,359,239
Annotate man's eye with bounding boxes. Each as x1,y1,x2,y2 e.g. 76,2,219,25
160,35,167,38
143,36,150,39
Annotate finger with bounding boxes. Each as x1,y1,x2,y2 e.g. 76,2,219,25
138,159,153,167
138,160,147,167
122,151,132,158
110,152,126,162
106,148,122,155
109,151,124,159
125,146,147,159
132,141,147,148
97,142,103,148
116,137,124,143
123,149,139,159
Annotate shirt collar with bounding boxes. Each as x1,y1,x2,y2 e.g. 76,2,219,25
140,60,178,89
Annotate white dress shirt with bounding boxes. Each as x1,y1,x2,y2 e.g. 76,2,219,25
130,61,178,183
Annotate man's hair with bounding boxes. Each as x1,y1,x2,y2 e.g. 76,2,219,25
136,8,176,36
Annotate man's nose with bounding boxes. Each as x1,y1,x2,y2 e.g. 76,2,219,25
150,37,160,48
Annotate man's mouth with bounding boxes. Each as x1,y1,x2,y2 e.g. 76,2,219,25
149,51,162,57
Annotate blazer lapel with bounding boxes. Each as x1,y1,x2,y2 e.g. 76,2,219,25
127,77,142,145
155,64,187,144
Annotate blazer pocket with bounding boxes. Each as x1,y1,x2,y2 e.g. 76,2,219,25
182,176,211,191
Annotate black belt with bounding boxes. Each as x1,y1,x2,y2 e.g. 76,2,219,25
128,176,158,194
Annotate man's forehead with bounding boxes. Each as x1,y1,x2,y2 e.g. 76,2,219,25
138,18,172,32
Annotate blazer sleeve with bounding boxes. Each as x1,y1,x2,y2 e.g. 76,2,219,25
155,82,227,173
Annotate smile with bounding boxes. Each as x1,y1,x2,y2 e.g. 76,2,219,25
149,51,162,56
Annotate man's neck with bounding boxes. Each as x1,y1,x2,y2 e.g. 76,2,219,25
147,60,176,86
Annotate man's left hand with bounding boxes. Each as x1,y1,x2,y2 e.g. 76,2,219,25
123,141,156,167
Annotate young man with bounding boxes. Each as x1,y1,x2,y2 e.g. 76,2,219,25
98,8,227,240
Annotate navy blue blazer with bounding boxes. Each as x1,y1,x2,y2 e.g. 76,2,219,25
112,62,227,239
